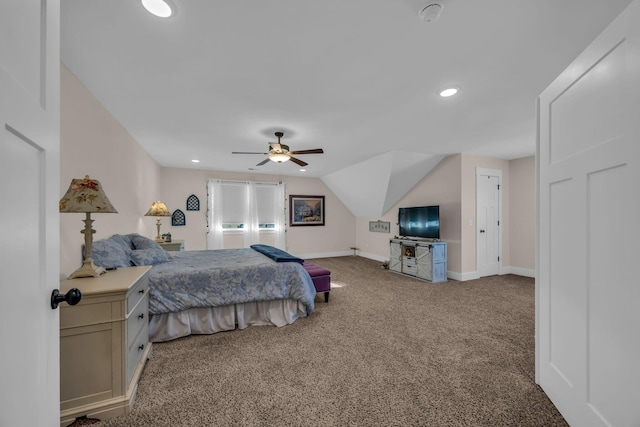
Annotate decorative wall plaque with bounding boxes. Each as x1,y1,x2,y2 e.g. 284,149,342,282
172,209,186,226
186,194,200,211
369,220,390,233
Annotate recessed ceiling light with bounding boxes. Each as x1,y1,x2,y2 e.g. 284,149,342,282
439,87,459,97
191,159,200,163
141,0,173,18
299,168,306,172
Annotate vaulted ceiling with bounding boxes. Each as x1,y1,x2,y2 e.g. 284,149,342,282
61,0,632,215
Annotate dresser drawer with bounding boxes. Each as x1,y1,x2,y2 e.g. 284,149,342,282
127,275,149,313
126,320,149,387
127,293,148,347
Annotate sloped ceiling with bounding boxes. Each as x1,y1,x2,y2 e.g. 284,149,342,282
60,0,634,214
322,152,444,217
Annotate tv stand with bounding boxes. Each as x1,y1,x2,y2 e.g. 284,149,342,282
389,239,447,282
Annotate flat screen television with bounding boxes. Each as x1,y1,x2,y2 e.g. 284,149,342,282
398,205,440,239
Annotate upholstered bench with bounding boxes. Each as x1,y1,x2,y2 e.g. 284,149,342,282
303,261,331,303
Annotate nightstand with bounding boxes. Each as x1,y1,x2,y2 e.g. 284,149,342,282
59,266,152,426
158,239,184,251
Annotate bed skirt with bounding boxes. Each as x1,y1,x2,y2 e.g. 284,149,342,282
149,299,307,342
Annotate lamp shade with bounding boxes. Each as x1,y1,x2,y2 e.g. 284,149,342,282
59,175,117,213
145,201,171,217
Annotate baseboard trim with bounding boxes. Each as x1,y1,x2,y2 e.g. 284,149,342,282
448,271,480,281
501,266,535,278
358,251,390,262
297,250,353,259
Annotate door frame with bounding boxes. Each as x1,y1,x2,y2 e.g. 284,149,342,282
476,167,502,277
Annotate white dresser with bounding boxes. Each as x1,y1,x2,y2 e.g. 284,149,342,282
59,266,152,426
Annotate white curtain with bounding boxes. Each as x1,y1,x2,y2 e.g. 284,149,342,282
207,180,224,249
274,182,286,249
244,182,260,247
207,179,286,250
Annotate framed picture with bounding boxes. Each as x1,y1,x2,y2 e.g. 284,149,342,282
289,195,325,226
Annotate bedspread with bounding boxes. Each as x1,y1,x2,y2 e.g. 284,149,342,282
147,248,316,315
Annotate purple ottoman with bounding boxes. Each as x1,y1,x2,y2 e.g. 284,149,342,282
303,261,331,303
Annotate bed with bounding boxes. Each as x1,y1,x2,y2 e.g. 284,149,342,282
90,234,316,342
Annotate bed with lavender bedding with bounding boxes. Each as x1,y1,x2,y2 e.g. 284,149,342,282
90,234,316,342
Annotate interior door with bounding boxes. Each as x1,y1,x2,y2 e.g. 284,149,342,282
0,1,60,425
476,169,501,277
537,1,640,425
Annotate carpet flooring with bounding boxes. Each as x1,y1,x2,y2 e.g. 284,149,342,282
91,256,567,427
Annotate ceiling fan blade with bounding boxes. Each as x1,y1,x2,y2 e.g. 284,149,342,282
232,151,268,155
289,156,308,167
256,158,270,166
289,148,324,155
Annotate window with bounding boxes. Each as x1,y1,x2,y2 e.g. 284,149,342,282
207,179,285,250
214,181,281,230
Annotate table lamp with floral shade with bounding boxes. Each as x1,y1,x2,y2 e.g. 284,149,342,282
145,201,171,242
59,175,118,279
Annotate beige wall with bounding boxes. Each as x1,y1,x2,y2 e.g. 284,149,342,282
355,154,462,271
508,156,535,273
60,65,161,277
355,153,535,279
159,167,355,257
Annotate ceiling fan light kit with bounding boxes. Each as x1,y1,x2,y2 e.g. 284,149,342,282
269,152,291,163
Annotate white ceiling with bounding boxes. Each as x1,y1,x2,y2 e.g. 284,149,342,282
61,0,632,182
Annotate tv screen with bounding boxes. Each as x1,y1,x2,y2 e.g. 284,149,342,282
398,205,440,239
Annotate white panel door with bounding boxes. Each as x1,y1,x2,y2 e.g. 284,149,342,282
537,1,640,425
476,169,501,277
0,1,60,426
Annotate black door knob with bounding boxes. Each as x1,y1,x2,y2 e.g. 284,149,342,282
51,288,82,309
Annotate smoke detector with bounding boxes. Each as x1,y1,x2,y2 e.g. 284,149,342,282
418,3,443,22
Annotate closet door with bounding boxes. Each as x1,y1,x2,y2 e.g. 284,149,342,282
537,1,640,425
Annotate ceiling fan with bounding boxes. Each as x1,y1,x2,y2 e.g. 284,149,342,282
232,132,324,167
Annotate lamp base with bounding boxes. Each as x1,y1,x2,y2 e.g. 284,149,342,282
68,258,107,279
